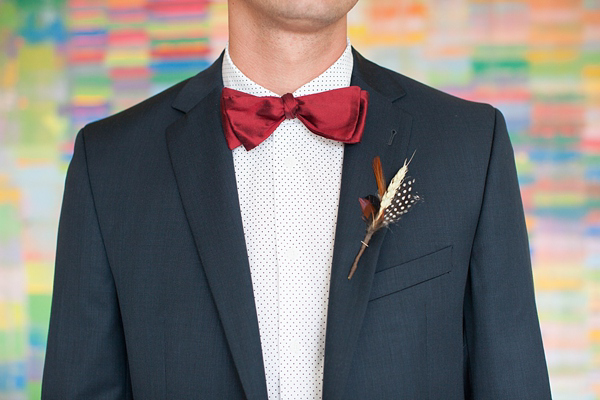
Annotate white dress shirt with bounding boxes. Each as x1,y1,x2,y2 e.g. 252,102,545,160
222,38,353,400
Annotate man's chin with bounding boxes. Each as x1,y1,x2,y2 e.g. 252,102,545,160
249,0,359,32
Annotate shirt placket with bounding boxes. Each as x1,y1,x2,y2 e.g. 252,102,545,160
275,119,308,400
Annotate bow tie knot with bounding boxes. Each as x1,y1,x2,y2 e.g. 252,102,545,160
282,93,300,120
221,86,370,151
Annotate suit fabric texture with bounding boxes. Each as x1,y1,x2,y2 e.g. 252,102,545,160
41,48,552,399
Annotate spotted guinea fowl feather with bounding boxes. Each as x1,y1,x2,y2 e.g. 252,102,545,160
381,177,417,226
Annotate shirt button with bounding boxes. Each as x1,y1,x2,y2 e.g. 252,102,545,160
284,155,297,170
286,247,299,261
290,338,301,355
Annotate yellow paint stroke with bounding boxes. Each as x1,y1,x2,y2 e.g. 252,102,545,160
0,303,25,330
26,262,54,294
0,187,20,204
1,59,18,88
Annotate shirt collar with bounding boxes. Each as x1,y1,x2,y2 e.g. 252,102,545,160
222,38,354,97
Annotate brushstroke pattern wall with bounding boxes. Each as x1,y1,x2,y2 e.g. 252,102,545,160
0,0,598,399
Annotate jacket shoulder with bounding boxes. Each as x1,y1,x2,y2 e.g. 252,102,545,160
375,61,499,142
391,68,494,119
363,57,504,168
355,51,495,122
82,77,190,141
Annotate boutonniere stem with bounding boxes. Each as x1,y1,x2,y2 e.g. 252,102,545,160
348,151,419,280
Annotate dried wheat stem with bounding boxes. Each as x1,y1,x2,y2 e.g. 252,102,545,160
348,230,374,280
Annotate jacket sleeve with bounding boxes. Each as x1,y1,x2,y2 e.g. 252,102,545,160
41,128,133,399
463,108,552,399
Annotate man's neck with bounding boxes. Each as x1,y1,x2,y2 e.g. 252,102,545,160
227,2,349,96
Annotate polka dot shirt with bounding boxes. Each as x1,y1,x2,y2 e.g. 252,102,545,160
222,38,354,400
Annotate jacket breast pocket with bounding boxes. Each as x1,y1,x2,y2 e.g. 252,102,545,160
369,244,453,301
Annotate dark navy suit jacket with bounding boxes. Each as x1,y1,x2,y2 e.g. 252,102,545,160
41,48,552,399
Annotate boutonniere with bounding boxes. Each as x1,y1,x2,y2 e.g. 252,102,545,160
348,151,420,279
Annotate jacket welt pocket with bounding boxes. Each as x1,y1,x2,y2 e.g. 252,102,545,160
369,245,453,301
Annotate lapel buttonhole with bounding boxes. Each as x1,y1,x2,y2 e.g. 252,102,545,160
388,129,397,146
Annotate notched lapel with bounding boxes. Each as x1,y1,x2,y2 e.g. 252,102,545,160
165,58,269,400
322,48,414,400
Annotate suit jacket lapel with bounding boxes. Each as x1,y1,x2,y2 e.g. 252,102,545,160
322,48,413,400
165,47,413,400
166,53,269,400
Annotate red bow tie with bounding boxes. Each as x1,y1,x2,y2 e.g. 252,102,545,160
220,86,369,151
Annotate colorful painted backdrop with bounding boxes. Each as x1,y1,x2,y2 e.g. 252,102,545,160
0,0,598,399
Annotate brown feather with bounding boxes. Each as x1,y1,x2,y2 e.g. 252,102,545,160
372,156,386,199
358,197,375,221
